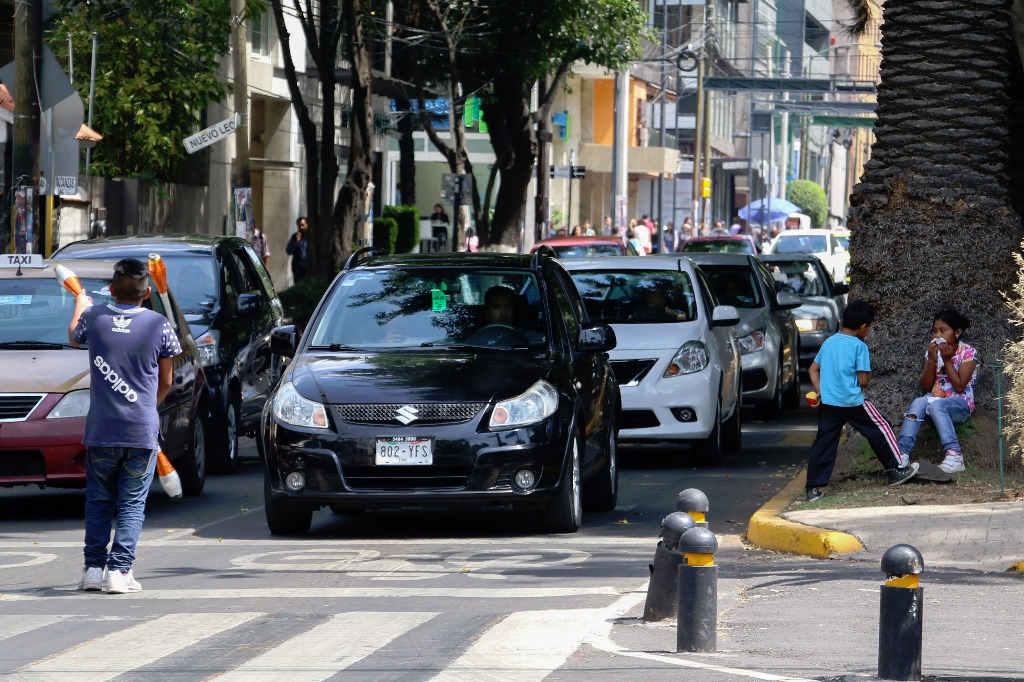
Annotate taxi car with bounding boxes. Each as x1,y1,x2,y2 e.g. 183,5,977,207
0,258,209,494
260,248,619,535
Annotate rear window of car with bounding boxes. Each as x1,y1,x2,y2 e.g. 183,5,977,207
773,235,826,254
0,276,163,347
568,270,697,323
308,268,547,349
550,244,623,258
697,265,765,309
766,261,826,297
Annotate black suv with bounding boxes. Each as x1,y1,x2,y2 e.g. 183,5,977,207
52,235,284,472
261,248,620,535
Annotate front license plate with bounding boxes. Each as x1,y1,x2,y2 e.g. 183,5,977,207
375,436,433,465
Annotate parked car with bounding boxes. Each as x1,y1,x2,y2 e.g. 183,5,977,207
53,235,284,472
0,259,209,493
260,248,620,535
763,229,850,283
531,236,640,258
685,253,802,417
679,235,760,255
760,254,849,369
562,257,742,465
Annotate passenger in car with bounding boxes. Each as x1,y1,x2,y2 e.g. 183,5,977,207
630,285,687,322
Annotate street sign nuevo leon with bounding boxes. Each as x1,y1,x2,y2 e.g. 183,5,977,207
183,114,241,154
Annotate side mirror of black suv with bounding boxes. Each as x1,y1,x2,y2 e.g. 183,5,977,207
577,322,616,353
270,325,298,356
237,292,263,317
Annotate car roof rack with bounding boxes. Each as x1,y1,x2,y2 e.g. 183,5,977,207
343,246,385,272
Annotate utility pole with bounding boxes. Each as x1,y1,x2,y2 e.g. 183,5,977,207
657,23,667,253
12,0,42,252
231,0,251,218
779,49,790,201
690,35,704,230
700,5,714,232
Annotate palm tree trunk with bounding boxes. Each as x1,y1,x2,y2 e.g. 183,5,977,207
848,0,1023,435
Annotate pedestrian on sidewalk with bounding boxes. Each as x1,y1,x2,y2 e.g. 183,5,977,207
68,258,181,593
896,308,979,474
804,300,919,501
285,216,309,282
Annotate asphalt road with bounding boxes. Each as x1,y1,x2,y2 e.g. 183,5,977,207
2,398,1018,680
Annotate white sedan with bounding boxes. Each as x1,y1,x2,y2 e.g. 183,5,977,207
563,257,741,465
764,229,850,283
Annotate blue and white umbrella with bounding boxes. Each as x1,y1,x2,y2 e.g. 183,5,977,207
738,197,802,225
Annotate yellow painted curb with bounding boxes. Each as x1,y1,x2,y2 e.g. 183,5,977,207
1008,561,1024,574
746,469,864,559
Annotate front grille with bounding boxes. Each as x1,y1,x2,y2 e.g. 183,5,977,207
0,394,45,422
342,465,471,490
620,409,660,430
0,450,46,478
336,403,485,425
610,360,657,387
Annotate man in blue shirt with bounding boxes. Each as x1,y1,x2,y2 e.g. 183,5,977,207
68,258,181,593
805,300,919,501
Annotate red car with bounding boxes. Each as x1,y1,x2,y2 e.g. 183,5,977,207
679,235,760,255
531,236,640,258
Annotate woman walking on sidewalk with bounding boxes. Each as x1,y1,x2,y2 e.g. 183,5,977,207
897,308,980,474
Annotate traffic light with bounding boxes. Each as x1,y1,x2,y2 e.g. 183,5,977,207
701,177,712,199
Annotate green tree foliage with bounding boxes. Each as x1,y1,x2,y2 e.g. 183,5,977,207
786,180,828,229
49,0,263,182
383,205,421,253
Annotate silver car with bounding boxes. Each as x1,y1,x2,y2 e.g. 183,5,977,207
563,257,742,465
759,254,849,369
685,253,802,418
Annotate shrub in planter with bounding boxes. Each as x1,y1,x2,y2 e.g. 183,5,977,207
372,217,398,254
383,205,420,253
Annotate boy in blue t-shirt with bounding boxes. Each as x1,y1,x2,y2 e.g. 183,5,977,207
68,258,181,593
805,300,919,501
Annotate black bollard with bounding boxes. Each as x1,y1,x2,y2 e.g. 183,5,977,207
643,512,694,622
878,544,924,681
676,526,718,652
676,488,709,527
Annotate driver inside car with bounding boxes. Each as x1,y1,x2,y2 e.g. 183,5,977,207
468,285,544,344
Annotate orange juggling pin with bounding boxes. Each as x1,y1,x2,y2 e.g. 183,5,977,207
54,264,84,297
147,253,177,330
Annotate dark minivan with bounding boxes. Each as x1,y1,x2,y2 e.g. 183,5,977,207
53,235,284,472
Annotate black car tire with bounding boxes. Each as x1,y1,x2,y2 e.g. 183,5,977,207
264,473,312,535
543,432,583,533
209,395,240,474
584,417,618,512
175,410,208,496
722,398,742,453
694,399,722,466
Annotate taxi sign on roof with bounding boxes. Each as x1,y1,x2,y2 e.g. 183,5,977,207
1,254,45,268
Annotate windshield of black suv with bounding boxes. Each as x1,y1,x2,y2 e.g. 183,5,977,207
162,257,219,321
0,276,165,348
308,268,548,349
697,265,765,309
766,260,827,297
568,270,697,323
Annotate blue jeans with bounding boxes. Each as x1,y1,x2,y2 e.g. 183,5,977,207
897,396,971,456
83,446,157,573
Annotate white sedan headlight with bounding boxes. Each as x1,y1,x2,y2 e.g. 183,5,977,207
46,389,90,419
273,382,329,429
794,317,828,333
738,329,766,354
664,341,709,377
490,380,558,429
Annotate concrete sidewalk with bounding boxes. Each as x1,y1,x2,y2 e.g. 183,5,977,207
747,470,1024,573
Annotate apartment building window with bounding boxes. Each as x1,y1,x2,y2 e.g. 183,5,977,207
250,11,271,58
711,92,734,143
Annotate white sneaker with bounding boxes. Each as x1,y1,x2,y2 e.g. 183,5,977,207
78,566,104,591
104,569,142,594
939,451,966,474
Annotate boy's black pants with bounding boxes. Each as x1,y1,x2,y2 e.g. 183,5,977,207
807,400,901,488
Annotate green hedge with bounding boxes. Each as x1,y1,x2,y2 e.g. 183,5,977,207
383,205,420,253
278,275,332,331
372,216,398,254
786,180,828,229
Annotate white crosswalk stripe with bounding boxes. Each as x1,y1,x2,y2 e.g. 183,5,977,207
3,608,607,680
11,612,261,681
213,611,436,681
429,609,597,682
